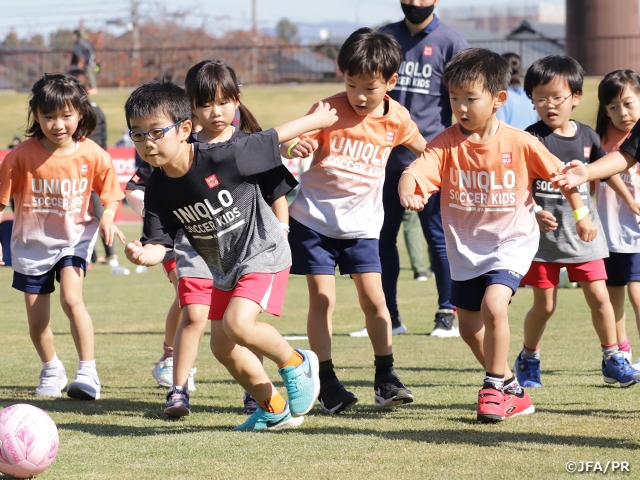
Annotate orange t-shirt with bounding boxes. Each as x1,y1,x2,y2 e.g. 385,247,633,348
289,92,422,239
403,121,564,281
0,138,124,275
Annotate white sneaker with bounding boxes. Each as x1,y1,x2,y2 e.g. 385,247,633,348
152,357,173,388
430,309,460,338
67,368,101,400
349,327,369,337
107,255,119,267
35,363,68,397
188,367,197,392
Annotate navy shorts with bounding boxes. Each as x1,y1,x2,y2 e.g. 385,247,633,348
289,217,381,275
450,269,522,311
12,256,88,294
604,252,640,287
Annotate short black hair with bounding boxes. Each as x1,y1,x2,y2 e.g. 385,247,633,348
337,27,402,82
26,72,97,141
523,55,584,98
442,48,510,95
124,81,191,128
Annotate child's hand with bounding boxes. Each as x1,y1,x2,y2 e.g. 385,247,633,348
125,240,147,265
290,136,319,158
99,216,126,247
575,216,598,242
310,100,338,129
551,160,588,190
535,209,558,232
625,199,640,217
400,194,428,211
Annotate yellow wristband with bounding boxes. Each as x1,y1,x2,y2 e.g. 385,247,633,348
573,206,589,221
103,209,116,217
287,143,298,158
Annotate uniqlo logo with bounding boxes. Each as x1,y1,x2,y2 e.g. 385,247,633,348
501,152,512,164
81,163,89,174
387,131,396,142
132,174,140,183
423,46,434,56
205,174,220,189
584,146,591,158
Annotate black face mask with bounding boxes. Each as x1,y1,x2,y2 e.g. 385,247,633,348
401,3,435,25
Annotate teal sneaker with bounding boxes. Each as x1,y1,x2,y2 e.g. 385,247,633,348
278,349,320,417
233,402,304,431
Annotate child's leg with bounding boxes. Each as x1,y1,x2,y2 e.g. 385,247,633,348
305,274,336,362
607,285,630,347
628,281,640,337
210,320,277,402
523,287,557,351
173,303,209,388
579,280,617,346
24,293,55,363
481,284,514,376
58,265,94,361
164,268,182,352
351,273,391,356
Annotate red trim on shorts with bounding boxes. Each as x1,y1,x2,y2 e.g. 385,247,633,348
521,260,607,289
162,258,177,281
178,277,213,307
208,269,290,320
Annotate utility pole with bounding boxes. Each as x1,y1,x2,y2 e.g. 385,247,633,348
131,0,140,59
252,0,257,33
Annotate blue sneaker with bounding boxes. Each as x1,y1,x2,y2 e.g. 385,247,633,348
514,353,542,388
233,402,304,431
602,352,640,387
278,349,320,417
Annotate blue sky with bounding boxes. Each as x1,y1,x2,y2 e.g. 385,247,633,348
1,0,565,41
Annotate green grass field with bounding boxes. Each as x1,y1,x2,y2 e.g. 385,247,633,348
1,222,640,479
0,79,602,150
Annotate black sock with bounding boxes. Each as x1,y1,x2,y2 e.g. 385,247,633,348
390,315,402,329
374,354,394,377
318,360,336,381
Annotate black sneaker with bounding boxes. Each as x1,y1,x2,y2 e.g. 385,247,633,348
164,386,191,417
318,376,358,414
374,369,414,407
430,309,460,338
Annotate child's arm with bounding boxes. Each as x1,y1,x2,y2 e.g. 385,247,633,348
125,240,166,266
398,174,429,211
534,207,558,232
271,196,290,234
125,189,145,217
405,136,427,157
553,150,637,190
0,203,4,266
560,188,598,242
280,136,319,159
274,101,338,144
99,201,127,247
604,174,640,216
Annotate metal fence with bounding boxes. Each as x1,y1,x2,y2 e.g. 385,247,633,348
1,35,639,90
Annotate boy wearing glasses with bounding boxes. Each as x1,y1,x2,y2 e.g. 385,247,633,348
514,55,640,389
123,81,339,430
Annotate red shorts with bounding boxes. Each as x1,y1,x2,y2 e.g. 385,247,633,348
178,277,213,307
208,269,290,320
521,260,607,288
162,258,177,280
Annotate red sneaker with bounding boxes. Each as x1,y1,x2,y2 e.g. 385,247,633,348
477,385,505,423
503,389,535,418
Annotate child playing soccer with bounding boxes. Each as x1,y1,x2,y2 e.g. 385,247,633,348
514,57,640,389
0,73,125,399
399,48,596,422
283,27,425,413
594,70,640,361
124,81,336,430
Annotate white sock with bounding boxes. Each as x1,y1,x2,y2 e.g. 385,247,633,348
78,359,96,370
42,353,61,368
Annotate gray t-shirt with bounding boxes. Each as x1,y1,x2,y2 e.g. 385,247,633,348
142,129,291,290
527,121,609,263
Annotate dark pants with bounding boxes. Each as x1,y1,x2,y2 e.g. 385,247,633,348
379,169,453,317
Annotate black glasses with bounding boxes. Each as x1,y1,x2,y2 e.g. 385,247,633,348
129,120,184,142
